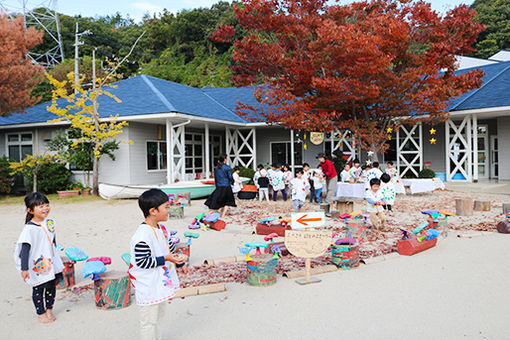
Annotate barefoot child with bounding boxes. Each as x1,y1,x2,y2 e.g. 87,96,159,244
290,170,310,212
365,178,387,230
14,192,64,323
130,189,187,340
312,169,325,204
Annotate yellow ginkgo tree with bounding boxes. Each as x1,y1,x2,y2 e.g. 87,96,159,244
45,33,144,195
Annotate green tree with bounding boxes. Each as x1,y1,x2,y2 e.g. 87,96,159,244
472,0,510,58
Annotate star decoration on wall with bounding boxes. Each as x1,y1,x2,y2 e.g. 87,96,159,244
367,150,374,157
429,128,436,135
366,160,372,165
387,127,393,133
430,138,437,144
387,135,392,140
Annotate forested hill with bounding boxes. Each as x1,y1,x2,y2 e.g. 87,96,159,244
33,1,241,102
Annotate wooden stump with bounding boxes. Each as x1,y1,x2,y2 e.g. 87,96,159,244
319,203,330,214
56,255,75,289
497,220,510,234
94,270,132,310
456,198,473,216
335,201,354,214
502,203,510,215
474,200,491,211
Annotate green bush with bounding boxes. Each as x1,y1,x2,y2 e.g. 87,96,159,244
239,167,255,184
25,162,72,194
419,168,436,179
0,156,14,194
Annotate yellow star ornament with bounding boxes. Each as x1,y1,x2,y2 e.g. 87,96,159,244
430,138,437,144
387,127,393,133
429,128,436,135
387,134,392,141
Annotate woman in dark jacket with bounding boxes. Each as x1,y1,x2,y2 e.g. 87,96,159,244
205,153,236,218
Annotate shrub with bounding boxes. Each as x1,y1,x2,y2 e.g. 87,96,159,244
419,168,436,179
25,162,72,193
0,156,14,194
239,167,255,184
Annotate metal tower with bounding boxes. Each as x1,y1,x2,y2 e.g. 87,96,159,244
0,0,64,67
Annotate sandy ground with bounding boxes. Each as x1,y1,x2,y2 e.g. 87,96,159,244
1,190,510,340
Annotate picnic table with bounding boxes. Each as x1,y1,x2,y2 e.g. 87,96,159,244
334,179,436,198
401,178,445,194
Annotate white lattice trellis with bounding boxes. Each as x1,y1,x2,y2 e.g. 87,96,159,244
226,127,256,169
396,124,423,177
167,122,186,183
330,130,359,163
446,116,472,182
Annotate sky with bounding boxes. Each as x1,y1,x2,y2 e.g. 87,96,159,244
2,0,475,23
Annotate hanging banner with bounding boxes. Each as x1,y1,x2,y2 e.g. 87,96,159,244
310,132,324,145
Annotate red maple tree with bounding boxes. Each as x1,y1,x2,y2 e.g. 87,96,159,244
212,0,485,154
0,14,44,116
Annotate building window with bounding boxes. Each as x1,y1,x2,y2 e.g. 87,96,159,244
185,133,204,174
147,141,167,171
7,132,33,162
270,141,302,166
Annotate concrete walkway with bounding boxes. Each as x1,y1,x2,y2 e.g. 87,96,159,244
445,180,510,195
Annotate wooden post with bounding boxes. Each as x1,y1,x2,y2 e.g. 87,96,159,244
456,198,473,216
305,258,311,281
502,203,510,215
473,200,490,211
94,270,132,310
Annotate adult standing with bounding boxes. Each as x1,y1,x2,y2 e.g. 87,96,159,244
205,153,236,218
317,153,338,203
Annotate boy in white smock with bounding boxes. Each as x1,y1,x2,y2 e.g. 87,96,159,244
365,178,387,230
290,170,310,212
130,189,187,340
380,173,396,213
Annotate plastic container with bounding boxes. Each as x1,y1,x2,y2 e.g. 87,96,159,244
246,256,278,287
331,242,360,269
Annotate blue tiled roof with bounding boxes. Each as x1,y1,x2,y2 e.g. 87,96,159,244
448,60,510,111
0,75,245,126
3,62,510,127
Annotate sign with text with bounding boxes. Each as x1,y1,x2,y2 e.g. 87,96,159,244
291,211,325,229
284,230,332,258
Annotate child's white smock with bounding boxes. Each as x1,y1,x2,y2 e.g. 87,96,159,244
14,218,64,286
129,222,180,306
365,190,384,213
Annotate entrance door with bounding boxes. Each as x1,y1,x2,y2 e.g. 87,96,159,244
490,135,498,179
476,125,489,179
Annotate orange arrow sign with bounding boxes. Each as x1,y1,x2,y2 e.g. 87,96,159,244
296,214,322,226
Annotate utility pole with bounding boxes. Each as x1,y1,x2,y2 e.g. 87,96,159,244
74,22,92,93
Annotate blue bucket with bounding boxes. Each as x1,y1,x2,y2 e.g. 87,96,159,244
452,173,466,180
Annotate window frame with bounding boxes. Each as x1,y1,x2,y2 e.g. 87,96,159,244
6,131,33,162
269,140,303,167
146,140,167,172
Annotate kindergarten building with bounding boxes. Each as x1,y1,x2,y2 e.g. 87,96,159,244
2,52,510,185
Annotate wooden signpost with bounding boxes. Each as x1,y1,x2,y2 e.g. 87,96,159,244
285,212,330,285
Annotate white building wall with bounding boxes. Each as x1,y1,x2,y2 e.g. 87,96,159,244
97,128,131,185
128,122,166,185
0,131,5,157
497,116,510,180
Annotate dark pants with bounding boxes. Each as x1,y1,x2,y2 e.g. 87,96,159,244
309,188,316,203
273,189,287,201
383,204,392,211
32,279,56,315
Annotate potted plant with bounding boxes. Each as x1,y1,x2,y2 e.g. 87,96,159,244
81,185,92,196
57,183,81,198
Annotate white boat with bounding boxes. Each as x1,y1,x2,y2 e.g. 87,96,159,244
98,177,249,200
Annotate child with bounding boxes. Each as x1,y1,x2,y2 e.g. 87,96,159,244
365,178,387,230
257,169,270,202
340,164,352,182
302,163,311,181
267,163,277,199
380,173,395,213
385,161,398,181
253,164,264,190
303,164,315,203
271,164,287,201
290,170,310,212
312,169,324,204
14,192,64,323
366,162,383,181
349,159,362,182
232,166,243,200
361,164,371,183
130,189,187,340
283,164,293,197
